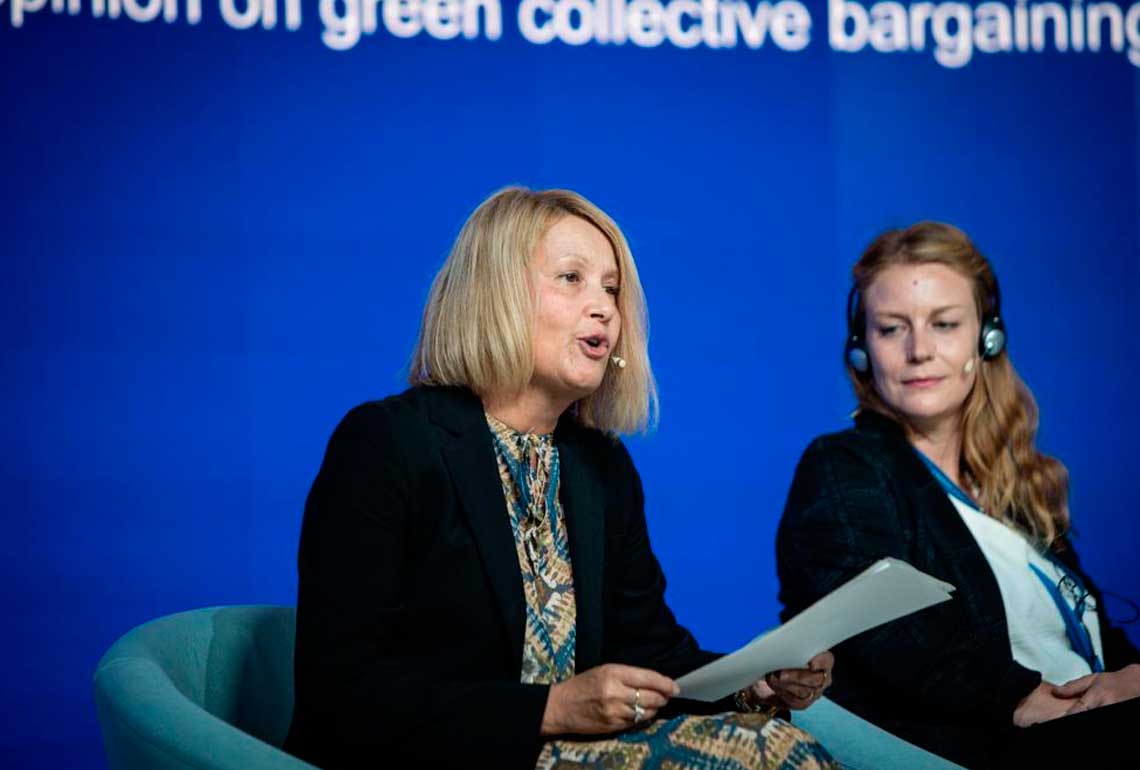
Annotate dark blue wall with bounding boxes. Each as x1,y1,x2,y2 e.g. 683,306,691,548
3,4,1139,766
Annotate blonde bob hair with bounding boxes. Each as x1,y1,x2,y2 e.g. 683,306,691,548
409,186,657,435
848,221,1071,549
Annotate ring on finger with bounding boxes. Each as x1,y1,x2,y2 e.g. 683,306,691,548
633,703,646,723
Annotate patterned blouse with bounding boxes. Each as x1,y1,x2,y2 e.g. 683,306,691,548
486,413,577,684
485,413,836,770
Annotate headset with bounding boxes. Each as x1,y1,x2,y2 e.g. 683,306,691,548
844,274,1006,373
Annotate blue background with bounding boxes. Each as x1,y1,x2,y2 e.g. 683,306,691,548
3,5,1139,767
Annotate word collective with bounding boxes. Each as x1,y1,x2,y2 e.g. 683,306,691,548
320,0,810,50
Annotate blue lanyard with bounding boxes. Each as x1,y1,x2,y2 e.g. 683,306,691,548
914,450,980,511
1028,563,1103,672
915,449,1103,673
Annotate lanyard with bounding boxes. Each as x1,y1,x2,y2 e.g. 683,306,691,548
915,449,1103,673
914,450,980,512
1028,563,1104,672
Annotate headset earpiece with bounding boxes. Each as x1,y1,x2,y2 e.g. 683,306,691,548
847,343,870,373
978,276,1006,360
844,286,870,373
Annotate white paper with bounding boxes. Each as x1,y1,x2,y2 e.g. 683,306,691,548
676,557,955,701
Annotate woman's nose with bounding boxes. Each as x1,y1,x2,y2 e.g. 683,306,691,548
907,328,933,361
589,303,613,322
587,289,615,321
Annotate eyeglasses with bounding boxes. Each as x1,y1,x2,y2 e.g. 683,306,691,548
1058,574,1097,618
1031,562,1103,673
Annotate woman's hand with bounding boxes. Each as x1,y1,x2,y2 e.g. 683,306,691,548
751,651,834,711
541,664,679,736
1052,664,1140,716
1013,681,1077,726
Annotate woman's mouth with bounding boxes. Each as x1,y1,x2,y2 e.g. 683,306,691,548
902,377,944,389
578,336,610,360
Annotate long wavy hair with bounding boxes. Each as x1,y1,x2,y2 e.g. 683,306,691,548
848,222,1071,549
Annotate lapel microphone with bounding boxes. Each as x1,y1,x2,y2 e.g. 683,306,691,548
611,356,626,369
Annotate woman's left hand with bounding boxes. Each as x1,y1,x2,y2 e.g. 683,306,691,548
1053,663,1140,716
751,651,834,711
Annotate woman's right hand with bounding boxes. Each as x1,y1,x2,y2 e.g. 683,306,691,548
1052,664,1140,715
541,664,680,735
1012,680,1076,727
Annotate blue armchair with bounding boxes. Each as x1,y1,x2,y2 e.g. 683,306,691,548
794,694,968,770
93,605,314,770
93,605,965,770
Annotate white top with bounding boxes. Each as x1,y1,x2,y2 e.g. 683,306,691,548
948,493,1103,684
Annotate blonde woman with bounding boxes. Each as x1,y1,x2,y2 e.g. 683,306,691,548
285,187,837,770
776,222,1140,769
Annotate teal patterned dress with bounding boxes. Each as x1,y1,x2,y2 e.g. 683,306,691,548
486,415,837,770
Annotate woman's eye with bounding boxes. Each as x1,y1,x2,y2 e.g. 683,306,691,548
560,272,580,283
877,325,900,337
934,321,961,331
605,285,621,297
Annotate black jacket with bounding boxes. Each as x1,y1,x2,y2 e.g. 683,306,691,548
284,386,722,770
776,410,1140,768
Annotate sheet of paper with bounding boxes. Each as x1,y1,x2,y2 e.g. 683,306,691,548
676,557,955,701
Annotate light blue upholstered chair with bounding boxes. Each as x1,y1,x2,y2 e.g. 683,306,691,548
93,605,314,770
794,696,968,770
94,605,966,770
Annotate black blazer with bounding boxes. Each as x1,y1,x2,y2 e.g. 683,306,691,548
284,386,722,770
776,410,1140,769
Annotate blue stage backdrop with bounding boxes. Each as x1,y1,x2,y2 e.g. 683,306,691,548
2,2,1139,765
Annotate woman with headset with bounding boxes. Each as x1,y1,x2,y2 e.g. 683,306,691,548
775,222,1140,769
